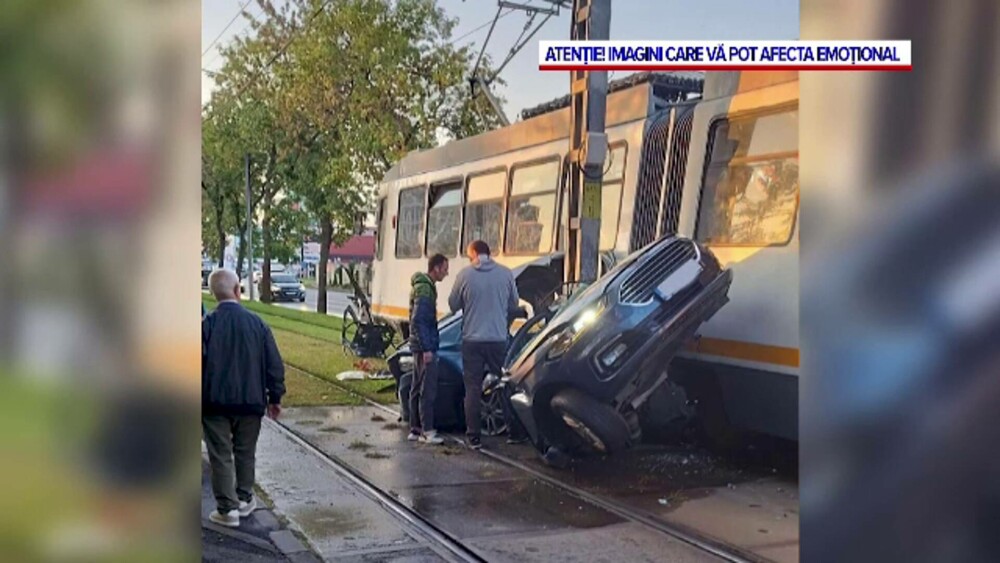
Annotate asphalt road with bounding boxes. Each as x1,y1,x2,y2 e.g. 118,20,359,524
248,287,353,317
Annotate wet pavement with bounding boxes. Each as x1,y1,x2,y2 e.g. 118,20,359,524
201,454,322,563
270,405,798,562
253,422,452,561
486,439,799,563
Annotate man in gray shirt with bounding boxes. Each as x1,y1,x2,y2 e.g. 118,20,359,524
448,240,521,449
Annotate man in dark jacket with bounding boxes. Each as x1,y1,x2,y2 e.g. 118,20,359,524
408,253,449,444
202,268,285,528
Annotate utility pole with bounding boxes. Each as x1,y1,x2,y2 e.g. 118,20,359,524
565,0,610,286
245,152,255,301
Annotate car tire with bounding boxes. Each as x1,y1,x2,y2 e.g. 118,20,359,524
549,389,632,455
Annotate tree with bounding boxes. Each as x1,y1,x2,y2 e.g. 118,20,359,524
203,0,506,311
210,3,299,302
201,96,244,266
276,0,506,312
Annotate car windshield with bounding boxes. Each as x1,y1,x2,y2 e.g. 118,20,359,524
508,240,657,367
272,275,297,284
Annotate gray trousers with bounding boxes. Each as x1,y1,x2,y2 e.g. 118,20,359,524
202,414,262,513
461,341,506,439
409,354,438,433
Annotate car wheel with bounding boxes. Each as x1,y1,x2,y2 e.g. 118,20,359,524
550,389,632,455
481,386,508,437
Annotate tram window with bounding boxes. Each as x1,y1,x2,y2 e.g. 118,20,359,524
506,159,559,255
600,144,627,250
396,186,426,258
464,170,506,252
696,109,799,246
375,197,386,260
426,184,462,257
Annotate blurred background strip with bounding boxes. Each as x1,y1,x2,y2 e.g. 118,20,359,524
0,0,201,560
801,0,1000,561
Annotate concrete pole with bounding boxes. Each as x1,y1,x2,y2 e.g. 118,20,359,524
565,0,611,286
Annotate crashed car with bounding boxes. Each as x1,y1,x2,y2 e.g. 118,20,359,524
388,236,732,461
505,236,732,460
388,255,566,433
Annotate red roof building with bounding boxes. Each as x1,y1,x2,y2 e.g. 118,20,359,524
329,234,375,262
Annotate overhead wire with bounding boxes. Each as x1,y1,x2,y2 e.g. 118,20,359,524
452,8,517,45
202,2,265,72
203,0,255,58
226,0,335,94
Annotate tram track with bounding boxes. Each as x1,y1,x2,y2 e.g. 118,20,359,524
281,364,765,563
266,417,485,563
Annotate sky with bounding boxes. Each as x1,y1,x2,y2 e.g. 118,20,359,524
201,0,799,120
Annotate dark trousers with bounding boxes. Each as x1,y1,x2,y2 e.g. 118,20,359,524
409,353,439,433
202,415,262,513
461,341,506,439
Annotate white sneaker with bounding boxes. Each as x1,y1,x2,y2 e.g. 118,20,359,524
407,430,421,441
238,497,257,517
209,509,240,528
419,431,444,445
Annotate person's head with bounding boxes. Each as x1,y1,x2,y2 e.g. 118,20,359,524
427,253,449,282
466,240,491,263
209,268,241,301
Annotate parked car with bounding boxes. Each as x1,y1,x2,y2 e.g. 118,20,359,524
504,236,732,460
263,273,306,302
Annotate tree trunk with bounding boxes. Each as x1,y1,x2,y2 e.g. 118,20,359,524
215,196,227,268
235,224,247,282
317,219,332,314
261,210,272,303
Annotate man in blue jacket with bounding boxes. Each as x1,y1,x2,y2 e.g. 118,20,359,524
202,269,285,528
408,253,449,445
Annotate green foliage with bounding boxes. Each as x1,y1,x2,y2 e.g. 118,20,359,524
202,0,506,299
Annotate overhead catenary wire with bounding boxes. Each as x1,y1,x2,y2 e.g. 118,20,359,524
203,0,255,58
471,6,505,80
452,8,517,45
205,0,539,98
220,0,334,94
467,0,558,126
203,2,265,72
489,9,554,81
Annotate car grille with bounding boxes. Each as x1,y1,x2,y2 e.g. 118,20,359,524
619,239,697,304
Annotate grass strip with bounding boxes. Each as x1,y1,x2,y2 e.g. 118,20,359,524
203,293,346,332
204,296,397,405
